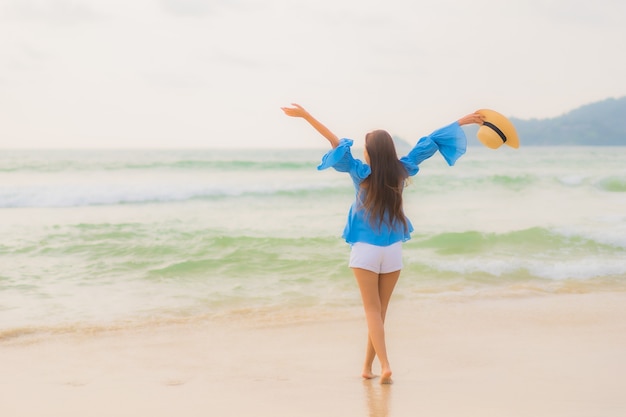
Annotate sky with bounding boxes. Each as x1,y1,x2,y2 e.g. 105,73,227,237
1,0,625,149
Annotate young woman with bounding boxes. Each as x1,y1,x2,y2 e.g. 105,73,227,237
282,103,484,384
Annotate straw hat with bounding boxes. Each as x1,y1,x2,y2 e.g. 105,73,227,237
476,109,519,149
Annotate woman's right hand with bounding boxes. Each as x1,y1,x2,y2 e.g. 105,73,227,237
281,103,310,119
281,103,340,148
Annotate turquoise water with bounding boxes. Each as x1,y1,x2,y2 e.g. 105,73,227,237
1,146,625,337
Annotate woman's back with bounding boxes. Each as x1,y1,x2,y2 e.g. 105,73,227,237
360,129,409,234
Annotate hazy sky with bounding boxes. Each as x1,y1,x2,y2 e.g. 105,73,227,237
1,0,625,148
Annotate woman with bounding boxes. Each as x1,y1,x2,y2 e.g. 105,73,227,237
282,103,484,384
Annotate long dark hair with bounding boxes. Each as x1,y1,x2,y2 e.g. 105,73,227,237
360,130,409,232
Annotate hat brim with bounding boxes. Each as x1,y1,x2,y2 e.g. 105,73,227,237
476,109,520,149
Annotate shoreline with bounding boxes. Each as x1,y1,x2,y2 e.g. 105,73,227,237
2,292,626,416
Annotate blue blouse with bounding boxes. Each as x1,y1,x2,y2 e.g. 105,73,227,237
318,121,466,246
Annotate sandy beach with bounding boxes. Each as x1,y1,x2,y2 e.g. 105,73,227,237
2,292,625,417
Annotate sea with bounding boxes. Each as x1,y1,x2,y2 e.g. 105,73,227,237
1,146,625,339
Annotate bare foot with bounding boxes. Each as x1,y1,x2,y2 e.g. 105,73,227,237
380,369,393,384
362,370,377,380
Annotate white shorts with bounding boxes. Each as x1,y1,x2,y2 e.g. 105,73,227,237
349,242,403,274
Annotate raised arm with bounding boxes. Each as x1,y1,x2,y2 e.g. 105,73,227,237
281,103,340,148
400,111,484,172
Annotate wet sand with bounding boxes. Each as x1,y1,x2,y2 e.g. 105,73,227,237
2,293,626,417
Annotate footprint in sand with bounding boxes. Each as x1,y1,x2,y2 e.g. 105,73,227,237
163,379,186,386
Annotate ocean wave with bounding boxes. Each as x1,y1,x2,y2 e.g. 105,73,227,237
2,174,548,208
408,256,626,282
596,176,626,192
410,227,626,254
0,150,319,173
410,174,538,192
403,227,626,282
3,223,625,336
8,221,625,282
0,159,317,173
0,182,348,208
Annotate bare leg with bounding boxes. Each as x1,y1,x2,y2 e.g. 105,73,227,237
362,337,376,379
353,268,400,384
363,270,400,377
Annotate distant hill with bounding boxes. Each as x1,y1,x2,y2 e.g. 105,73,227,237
462,96,626,146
